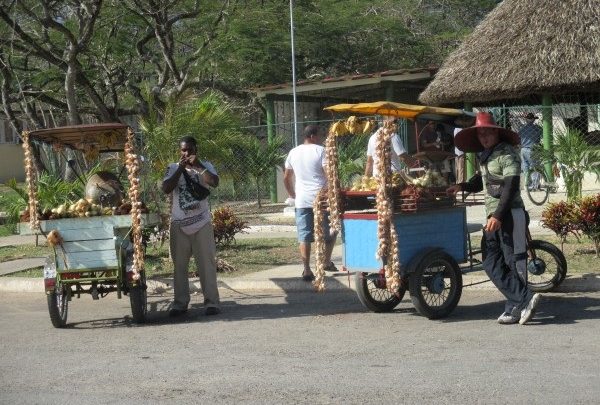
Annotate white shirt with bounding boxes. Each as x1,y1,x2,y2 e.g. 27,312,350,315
164,161,216,235
453,128,464,156
366,129,407,177
284,144,327,209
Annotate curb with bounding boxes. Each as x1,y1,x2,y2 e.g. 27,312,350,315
2,273,599,294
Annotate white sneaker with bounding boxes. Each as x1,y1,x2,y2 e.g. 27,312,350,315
497,312,520,325
519,293,541,325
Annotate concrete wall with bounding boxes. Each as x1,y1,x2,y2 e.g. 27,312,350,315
0,144,25,183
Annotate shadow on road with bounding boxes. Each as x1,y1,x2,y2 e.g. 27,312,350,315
437,294,600,325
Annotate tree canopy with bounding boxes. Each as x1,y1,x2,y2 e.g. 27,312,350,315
0,0,498,130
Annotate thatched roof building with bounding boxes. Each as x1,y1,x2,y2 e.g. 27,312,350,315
419,0,600,106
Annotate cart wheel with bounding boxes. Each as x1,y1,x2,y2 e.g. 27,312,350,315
409,251,462,319
129,272,147,324
355,272,406,312
527,240,567,292
47,282,68,328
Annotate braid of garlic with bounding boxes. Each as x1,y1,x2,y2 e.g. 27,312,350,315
385,222,401,292
312,187,327,292
22,131,40,231
125,128,144,283
324,128,341,234
375,122,394,261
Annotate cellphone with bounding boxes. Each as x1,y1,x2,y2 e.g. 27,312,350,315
187,155,196,165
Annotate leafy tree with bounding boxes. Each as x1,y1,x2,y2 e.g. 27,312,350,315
0,0,499,130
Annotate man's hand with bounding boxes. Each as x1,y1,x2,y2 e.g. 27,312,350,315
485,216,502,232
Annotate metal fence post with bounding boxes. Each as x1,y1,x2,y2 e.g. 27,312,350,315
265,97,278,203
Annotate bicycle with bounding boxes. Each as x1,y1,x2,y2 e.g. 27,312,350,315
524,150,558,206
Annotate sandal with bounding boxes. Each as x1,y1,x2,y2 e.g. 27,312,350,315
302,271,315,282
324,262,338,272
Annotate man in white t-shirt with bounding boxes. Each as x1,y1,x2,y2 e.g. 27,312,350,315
364,118,415,177
162,136,220,317
283,125,337,281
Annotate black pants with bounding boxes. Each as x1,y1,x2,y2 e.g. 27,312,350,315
482,209,533,316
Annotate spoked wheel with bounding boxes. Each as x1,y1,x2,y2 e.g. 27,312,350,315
527,240,567,292
129,271,147,324
409,251,462,319
47,282,69,328
526,169,550,206
355,271,406,312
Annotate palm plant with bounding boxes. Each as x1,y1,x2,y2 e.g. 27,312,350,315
536,129,600,201
139,91,245,210
241,135,286,208
138,92,254,265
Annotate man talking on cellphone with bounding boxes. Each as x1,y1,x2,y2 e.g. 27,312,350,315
162,135,221,317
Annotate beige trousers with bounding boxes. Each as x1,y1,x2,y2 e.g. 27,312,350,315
455,154,466,183
169,221,220,310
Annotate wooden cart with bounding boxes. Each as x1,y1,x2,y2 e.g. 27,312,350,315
19,124,156,327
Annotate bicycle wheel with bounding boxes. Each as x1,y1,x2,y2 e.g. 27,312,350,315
527,240,567,292
526,168,549,206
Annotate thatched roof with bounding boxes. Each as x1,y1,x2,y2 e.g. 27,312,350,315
419,0,600,106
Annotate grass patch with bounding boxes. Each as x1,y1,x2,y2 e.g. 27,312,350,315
1,238,301,278
145,238,300,279
0,244,49,262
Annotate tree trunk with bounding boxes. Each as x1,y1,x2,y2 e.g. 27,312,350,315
65,59,82,125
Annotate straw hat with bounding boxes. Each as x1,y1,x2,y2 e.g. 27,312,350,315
454,112,519,152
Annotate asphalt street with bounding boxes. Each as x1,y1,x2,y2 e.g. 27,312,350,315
1,289,599,404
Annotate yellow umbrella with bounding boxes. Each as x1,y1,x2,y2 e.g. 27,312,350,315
324,101,473,124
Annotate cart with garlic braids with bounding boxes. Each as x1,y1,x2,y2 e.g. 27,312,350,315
316,102,566,319
19,124,158,327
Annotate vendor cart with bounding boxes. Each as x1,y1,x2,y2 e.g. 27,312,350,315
19,124,158,327
317,102,566,319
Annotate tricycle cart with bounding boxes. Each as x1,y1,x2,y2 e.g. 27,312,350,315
315,102,566,319
19,124,157,327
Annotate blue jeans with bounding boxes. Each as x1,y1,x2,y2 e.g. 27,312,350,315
520,147,540,188
295,208,333,243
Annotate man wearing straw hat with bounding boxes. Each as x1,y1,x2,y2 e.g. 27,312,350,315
447,112,541,325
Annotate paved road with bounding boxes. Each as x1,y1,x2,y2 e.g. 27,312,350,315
1,289,599,404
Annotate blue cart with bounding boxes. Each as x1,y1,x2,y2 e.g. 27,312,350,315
343,206,467,319
342,205,567,319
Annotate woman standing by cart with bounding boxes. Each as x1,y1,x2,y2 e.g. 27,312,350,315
447,112,541,325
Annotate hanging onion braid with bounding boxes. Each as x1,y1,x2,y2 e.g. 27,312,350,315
125,128,144,283
312,187,328,292
324,125,342,234
22,131,40,231
374,121,400,292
